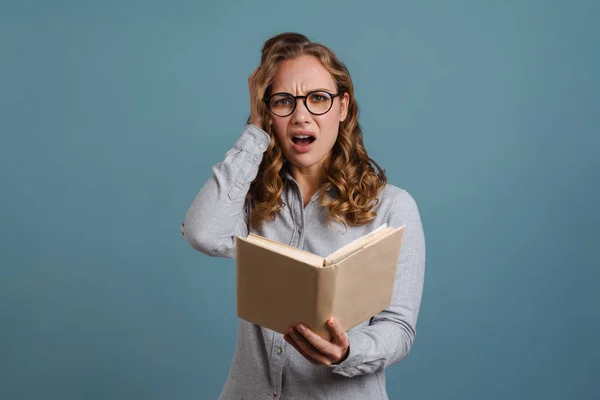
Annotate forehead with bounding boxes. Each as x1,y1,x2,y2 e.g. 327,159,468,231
272,55,336,93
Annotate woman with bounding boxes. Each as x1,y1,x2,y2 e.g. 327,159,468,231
181,32,425,400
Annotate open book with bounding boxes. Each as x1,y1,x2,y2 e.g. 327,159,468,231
235,223,406,340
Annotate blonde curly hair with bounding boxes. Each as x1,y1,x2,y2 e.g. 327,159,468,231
247,32,387,231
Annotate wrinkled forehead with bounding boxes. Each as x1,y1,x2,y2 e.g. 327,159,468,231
271,56,337,95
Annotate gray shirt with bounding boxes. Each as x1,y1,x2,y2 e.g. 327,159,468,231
181,124,426,400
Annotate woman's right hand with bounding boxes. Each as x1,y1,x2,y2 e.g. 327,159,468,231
248,67,263,130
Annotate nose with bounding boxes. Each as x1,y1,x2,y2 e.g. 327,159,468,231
290,98,311,123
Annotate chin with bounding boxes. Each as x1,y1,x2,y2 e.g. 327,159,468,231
285,151,328,169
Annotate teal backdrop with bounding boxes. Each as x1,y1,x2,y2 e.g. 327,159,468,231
1,0,598,399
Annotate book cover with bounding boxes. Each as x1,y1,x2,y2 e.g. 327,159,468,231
235,224,405,340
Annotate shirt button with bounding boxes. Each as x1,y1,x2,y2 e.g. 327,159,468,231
276,346,283,355
298,227,302,234
273,392,278,397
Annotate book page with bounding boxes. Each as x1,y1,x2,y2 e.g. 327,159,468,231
323,223,390,266
243,234,324,268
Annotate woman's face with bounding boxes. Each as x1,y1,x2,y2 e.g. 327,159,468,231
269,55,349,174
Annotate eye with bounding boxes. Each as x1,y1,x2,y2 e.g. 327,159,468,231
275,98,291,106
310,92,329,103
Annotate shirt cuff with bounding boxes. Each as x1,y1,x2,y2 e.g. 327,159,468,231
328,328,385,378
329,329,365,374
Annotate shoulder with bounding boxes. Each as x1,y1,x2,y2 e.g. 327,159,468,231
377,183,422,227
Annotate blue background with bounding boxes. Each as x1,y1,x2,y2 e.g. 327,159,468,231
1,0,599,399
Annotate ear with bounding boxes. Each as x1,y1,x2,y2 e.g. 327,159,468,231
339,92,350,122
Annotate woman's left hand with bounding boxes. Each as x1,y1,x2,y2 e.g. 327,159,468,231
284,318,349,366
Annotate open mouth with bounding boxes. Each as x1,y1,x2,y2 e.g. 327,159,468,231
291,136,316,145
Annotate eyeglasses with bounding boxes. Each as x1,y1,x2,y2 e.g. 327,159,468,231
264,90,340,117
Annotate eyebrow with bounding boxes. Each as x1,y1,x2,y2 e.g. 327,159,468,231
271,88,335,95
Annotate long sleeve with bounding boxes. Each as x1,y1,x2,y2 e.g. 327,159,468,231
181,124,270,259
330,189,426,378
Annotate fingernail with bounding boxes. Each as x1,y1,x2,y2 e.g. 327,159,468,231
329,319,335,326
297,324,305,332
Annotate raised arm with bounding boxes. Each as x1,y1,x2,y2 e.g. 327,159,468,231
181,124,270,259
181,67,268,259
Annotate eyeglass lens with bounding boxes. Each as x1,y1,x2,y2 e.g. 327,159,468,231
268,91,333,116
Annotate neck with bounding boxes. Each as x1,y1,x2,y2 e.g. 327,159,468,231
288,157,328,199
292,169,323,195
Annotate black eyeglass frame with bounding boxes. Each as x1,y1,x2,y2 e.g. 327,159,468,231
264,90,341,117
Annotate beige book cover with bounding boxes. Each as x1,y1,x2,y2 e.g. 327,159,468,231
235,224,406,341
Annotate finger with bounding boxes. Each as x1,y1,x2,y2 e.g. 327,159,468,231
288,328,331,366
284,334,319,365
327,318,349,347
284,334,320,365
296,324,338,358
